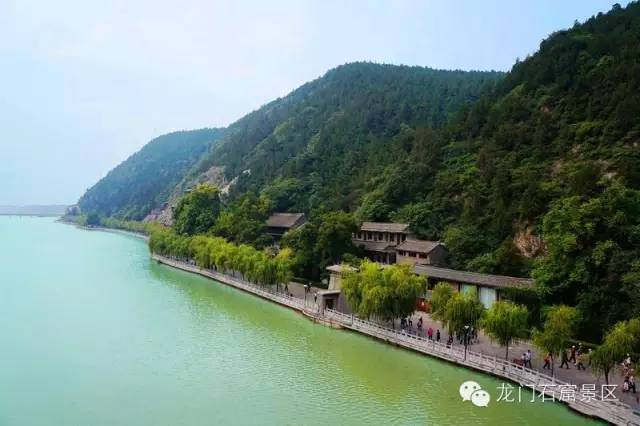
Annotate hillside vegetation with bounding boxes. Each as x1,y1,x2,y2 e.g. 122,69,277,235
78,128,225,220
76,3,640,340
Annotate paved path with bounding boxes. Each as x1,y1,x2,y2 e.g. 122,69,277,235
239,277,640,408
400,311,640,408
279,283,640,407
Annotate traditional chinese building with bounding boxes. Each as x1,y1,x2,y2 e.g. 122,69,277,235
413,264,534,309
395,239,447,266
352,222,411,264
265,213,306,241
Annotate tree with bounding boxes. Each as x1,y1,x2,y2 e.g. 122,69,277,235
481,300,529,360
86,212,101,226
442,289,484,336
591,318,640,384
173,184,221,235
430,282,453,324
315,211,359,266
533,182,640,341
342,260,425,323
533,305,578,376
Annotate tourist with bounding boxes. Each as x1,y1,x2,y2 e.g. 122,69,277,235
630,375,637,394
560,349,570,369
524,349,533,368
543,352,551,370
576,351,587,371
446,335,453,348
569,345,577,364
436,329,441,343
427,327,433,340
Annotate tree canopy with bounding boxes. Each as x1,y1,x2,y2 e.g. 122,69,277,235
173,184,222,236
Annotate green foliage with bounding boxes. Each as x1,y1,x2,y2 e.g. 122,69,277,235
481,300,529,359
315,211,359,265
86,212,101,226
79,128,225,220
99,217,151,234
533,305,578,375
342,260,425,322
430,282,454,324
173,184,221,235
148,226,292,288
212,193,272,246
533,182,640,341
281,212,361,281
442,289,485,335
203,63,502,213
591,319,640,384
78,3,640,342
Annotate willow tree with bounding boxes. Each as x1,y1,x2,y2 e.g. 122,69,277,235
481,300,529,360
442,289,484,336
533,305,578,376
591,318,640,384
430,282,454,324
341,260,424,324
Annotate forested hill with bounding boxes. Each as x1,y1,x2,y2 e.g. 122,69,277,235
78,128,225,220
376,1,639,339
76,2,640,339
190,63,503,210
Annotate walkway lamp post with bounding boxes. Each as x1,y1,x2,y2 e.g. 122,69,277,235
463,325,470,361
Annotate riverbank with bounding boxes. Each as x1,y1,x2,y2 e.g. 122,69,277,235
58,217,150,241
152,253,637,426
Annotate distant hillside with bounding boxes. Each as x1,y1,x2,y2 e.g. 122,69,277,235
78,128,225,220
189,63,503,211
0,205,68,216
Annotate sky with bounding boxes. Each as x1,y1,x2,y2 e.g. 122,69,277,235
0,0,629,205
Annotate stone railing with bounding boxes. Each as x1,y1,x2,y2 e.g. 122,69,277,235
322,308,639,426
152,253,639,426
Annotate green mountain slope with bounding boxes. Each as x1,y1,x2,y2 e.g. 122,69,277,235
191,63,503,211
78,128,225,220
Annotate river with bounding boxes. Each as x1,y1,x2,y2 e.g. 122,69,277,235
0,217,600,425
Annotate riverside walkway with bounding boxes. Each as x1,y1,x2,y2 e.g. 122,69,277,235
152,253,639,426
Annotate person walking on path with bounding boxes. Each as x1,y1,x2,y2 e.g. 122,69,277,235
577,351,587,371
427,327,433,341
436,329,441,343
569,345,577,364
524,349,533,368
560,349,571,369
543,352,552,370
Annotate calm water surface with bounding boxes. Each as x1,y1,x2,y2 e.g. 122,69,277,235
0,217,600,425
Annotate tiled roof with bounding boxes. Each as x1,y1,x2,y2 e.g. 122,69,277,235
266,213,306,229
413,265,534,289
326,264,357,273
360,222,409,233
396,239,443,254
355,240,395,252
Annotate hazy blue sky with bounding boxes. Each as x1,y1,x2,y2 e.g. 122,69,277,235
0,0,628,205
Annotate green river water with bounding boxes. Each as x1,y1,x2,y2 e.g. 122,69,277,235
0,217,600,425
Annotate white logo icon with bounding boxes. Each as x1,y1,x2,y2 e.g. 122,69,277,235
460,381,491,407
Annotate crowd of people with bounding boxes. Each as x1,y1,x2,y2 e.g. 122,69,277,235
622,355,637,394
400,315,480,350
398,312,640,402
